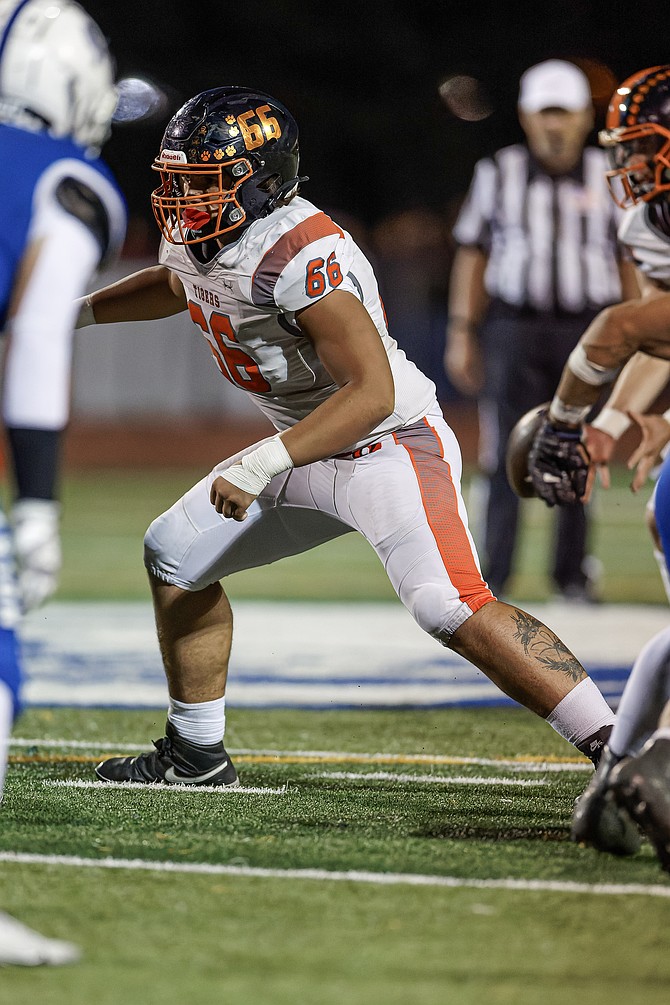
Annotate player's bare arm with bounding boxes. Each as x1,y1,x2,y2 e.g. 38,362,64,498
443,245,489,396
84,265,187,325
553,282,670,424
282,290,395,463
529,279,670,505
210,289,395,521
585,351,670,487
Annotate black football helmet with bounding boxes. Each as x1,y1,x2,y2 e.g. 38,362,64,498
599,65,670,208
151,86,304,244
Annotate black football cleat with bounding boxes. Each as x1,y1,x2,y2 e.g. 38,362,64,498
571,746,641,857
610,737,670,874
95,721,239,787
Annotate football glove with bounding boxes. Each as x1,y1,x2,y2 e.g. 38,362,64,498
528,420,590,507
11,499,61,612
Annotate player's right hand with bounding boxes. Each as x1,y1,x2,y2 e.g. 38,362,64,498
209,474,256,521
443,340,484,397
528,420,592,507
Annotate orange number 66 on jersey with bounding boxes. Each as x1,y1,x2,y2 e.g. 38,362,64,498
188,302,271,393
305,252,343,298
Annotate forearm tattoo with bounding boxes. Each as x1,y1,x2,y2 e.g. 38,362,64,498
510,609,586,683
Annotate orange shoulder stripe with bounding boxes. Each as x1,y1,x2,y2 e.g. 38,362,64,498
251,212,344,307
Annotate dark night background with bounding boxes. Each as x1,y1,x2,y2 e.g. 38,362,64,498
80,0,667,398
84,0,666,230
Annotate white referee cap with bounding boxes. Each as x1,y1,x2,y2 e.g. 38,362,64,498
518,60,592,113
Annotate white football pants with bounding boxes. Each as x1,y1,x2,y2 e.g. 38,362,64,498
145,407,494,643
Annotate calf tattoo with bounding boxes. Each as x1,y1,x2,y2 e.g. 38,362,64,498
510,609,586,683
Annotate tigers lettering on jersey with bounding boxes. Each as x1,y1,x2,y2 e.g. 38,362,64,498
193,284,220,308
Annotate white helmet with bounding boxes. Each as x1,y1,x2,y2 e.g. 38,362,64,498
0,0,118,153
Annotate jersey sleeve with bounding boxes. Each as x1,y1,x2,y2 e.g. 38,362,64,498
3,158,127,431
3,184,103,430
250,210,360,314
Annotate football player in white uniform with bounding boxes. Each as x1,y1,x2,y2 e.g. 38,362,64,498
527,66,670,871
0,0,128,966
76,86,617,793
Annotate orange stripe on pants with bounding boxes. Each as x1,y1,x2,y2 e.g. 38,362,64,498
393,419,494,614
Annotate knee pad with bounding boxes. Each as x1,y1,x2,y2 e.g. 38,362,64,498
403,580,491,643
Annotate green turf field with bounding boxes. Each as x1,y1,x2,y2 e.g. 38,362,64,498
3,707,669,1004
53,464,666,603
2,464,668,1000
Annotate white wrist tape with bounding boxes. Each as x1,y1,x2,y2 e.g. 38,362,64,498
74,295,95,329
548,398,591,425
567,343,620,386
221,436,294,496
590,406,632,440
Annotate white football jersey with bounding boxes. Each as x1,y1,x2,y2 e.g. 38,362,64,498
617,201,670,288
159,196,437,449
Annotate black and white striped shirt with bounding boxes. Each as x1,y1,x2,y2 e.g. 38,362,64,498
453,144,625,314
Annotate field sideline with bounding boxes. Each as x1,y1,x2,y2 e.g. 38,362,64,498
20,598,670,711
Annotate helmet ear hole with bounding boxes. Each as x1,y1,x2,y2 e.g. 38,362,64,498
258,173,281,195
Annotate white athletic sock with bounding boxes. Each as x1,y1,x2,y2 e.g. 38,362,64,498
0,680,13,796
167,696,226,746
545,678,614,746
651,727,670,743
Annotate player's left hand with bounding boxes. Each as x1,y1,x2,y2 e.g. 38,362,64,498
528,420,592,507
11,499,61,612
583,424,616,489
209,475,256,521
626,411,670,493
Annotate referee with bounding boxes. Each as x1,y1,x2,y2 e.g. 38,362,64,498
444,59,639,602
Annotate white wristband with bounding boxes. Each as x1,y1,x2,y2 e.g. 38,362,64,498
74,295,95,329
220,436,294,496
567,343,620,386
548,398,591,425
590,406,632,440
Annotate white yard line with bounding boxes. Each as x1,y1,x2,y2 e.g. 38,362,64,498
315,771,546,786
1,851,668,898
45,780,287,795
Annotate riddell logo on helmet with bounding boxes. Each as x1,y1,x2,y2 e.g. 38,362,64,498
160,149,187,164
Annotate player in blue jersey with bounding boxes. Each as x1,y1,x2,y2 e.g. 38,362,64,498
0,0,127,965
